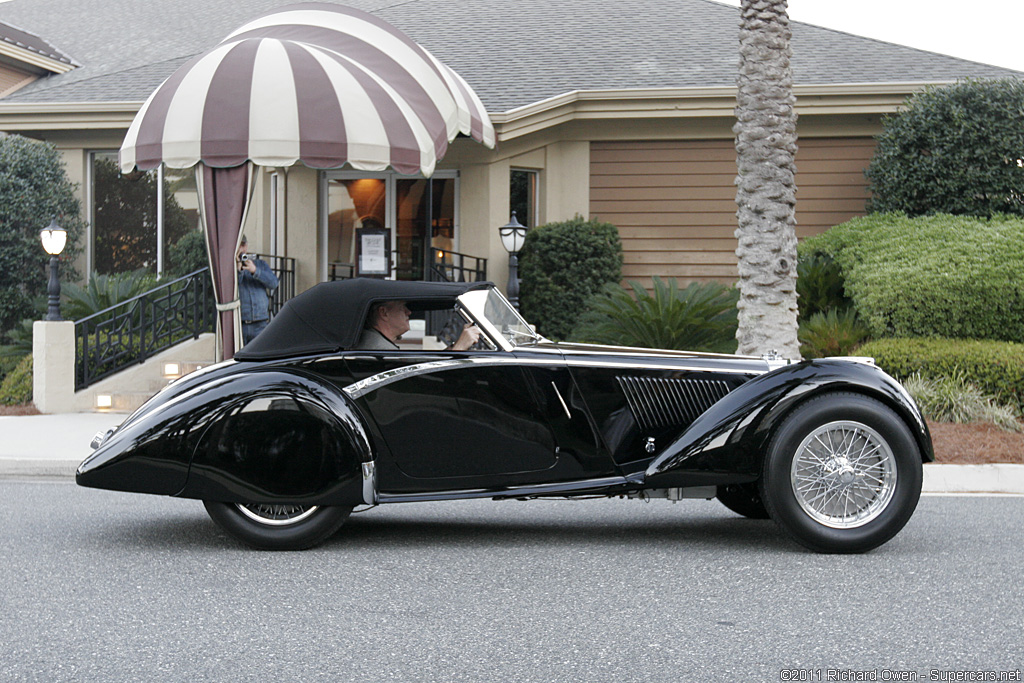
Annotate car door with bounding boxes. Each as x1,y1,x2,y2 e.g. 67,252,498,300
343,350,610,493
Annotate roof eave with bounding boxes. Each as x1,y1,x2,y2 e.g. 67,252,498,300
0,100,142,130
491,81,958,140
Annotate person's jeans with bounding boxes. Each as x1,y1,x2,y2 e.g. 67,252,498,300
242,319,269,346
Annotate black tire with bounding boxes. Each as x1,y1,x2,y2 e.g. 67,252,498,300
760,392,922,554
716,482,770,519
203,501,352,550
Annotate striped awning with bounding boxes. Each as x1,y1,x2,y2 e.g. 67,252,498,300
119,2,495,176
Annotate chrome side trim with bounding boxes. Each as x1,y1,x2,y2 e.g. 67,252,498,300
551,382,572,419
342,354,763,399
377,475,630,503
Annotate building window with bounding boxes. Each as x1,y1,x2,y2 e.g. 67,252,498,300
323,170,459,281
510,168,539,227
89,152,199,275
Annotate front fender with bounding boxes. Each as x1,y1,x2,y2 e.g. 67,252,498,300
78,367,373,507
645,359,933,484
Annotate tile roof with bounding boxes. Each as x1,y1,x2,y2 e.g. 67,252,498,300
0,18,77,67
0,0,1018,112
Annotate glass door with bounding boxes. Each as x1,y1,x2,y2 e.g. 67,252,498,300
323,171,458,281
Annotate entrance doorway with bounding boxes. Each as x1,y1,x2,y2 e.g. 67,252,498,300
322,171,459,281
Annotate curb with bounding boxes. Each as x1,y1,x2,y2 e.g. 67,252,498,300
2,459,1022,495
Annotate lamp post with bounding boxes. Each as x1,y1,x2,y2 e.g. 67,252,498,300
40,218,67,321
498,211,528,309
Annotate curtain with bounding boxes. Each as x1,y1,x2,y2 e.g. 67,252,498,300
195,162,257,361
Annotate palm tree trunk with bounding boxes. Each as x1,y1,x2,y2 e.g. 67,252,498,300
734,0,800,359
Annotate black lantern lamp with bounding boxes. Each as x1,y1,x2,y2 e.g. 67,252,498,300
40,218,67,321
498,211,528,309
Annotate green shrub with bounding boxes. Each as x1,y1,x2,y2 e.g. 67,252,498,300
168,230,209,277
0,353,32,405
0,318,34,358
0,135,86,335
519,215,622,339
0,353,22,385
902,372,1022,432
799,213,1024,342
866,78,1024,217
62,269,159,322
798,308,870,359
796,253,851,320
571,277,738,352
859,337,1024,411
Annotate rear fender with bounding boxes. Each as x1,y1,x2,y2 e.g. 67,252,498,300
645,360,933,484
78,369,373,506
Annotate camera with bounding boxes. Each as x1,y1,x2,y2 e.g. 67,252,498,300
239,253,253,263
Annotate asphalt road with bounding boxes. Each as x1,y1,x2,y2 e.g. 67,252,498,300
1,482,1022,682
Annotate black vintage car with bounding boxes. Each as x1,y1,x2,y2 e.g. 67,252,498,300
78,279,931,553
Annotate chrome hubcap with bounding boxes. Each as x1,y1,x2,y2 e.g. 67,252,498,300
791,421,896,529
235,503,319,526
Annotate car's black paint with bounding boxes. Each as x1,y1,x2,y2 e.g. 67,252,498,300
77,280,932,552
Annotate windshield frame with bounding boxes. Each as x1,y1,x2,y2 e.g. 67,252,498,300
456,287,544,351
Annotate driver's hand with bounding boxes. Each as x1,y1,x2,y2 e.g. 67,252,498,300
450,323,481,351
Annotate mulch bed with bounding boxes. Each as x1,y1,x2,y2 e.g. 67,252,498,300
1,405,1021,464
927,420,1024,465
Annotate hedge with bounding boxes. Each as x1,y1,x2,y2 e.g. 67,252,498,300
799,213,1024,342
859,337,1024,411
518,215,622,339
0,353,32,405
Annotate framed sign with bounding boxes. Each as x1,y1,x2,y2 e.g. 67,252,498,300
356,227,390,278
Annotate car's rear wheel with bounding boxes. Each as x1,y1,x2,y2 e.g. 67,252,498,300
716,482,770,519
760,392,922,553
203,501,352,550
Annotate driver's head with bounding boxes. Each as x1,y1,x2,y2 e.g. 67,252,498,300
367,300,411,341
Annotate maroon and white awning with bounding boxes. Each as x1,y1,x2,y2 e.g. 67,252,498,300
120,3,495,176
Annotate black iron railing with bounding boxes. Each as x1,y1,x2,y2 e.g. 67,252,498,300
74,256,295,390
429,248,487,283
426,248,488,337
254,254,296,316
75,268,215,390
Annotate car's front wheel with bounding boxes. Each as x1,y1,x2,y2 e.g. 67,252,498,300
760,392,922,553
203,501,352,550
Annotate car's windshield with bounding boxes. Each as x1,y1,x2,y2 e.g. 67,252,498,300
457,288,542,349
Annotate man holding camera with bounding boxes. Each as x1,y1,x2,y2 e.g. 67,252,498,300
237,236,279,345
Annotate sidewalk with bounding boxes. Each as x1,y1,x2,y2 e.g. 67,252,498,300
1,413,1022,493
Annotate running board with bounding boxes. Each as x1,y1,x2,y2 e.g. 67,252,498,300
377,476,631,503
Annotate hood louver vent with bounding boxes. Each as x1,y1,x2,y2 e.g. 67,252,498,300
616,376,732,431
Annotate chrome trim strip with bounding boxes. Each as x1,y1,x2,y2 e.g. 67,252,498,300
342,354,763,399
551,381,572,420
377,475,630,503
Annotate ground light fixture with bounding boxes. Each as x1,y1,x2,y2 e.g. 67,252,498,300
498,211,528,309
40,218,67,321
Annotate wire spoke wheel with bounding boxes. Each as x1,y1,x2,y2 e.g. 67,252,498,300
760,392,923,553
790,421,896,529
235,503,320,526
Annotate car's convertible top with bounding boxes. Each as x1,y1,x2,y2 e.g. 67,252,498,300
234,278,492,361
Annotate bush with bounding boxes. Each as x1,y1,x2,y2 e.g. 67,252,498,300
571,277,738,352
799,213,1024,342
796,253,851,320
798,308,870,359
62,270,160,322
866,78,1024,217
0,353,32,405
902,371,1022,432
168,229,208,277
518,215,622,339
859,337,1024,411
0,135,86,336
